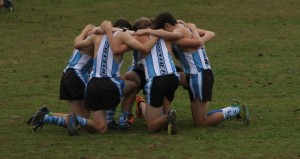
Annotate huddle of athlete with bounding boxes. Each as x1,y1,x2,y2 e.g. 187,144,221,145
27,12,250,136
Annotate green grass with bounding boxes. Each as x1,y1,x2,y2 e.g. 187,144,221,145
1,0,300,158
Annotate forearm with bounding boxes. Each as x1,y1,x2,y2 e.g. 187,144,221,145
198,29,216,43
93,27,123,34
141,36,159,54
105,28,125,54
190,27,204,47
148,29,181,40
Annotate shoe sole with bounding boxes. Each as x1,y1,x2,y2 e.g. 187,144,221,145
241,104,250,126
67,114,79,136
168,111,177,135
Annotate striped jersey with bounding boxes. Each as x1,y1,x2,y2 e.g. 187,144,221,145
142,38,178,79
64,49,93,84
90,34,123,78
178,46,211,74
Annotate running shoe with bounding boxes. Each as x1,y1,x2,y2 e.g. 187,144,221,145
231,100,250,126
67,114,79,136
135,95,144,118
107,120,118,129
30,111,46,132
167,109,178,135
27,106,50,125
239,103,250,126
4,0,14,12
117,122,130,130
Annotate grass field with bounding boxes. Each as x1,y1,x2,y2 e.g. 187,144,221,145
1,0,300,158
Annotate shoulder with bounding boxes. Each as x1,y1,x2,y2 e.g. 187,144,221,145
134,35,149,43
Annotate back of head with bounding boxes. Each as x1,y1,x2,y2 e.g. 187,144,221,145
133,17,152,31
153,12,177,29
113,18,133,30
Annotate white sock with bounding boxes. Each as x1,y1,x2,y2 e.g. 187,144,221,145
221,107,240,119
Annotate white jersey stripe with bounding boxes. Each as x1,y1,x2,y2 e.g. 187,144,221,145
142,38,177,79
91,33,123,78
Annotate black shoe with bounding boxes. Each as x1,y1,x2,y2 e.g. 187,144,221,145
4,0,14,12
30,111,46,132
67,114,79,136
117,122,130,130
107,120,118,129
27,106,49,125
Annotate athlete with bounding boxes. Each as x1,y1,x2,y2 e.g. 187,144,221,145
27,24,95,133
144,13,251,127
0,0,14,12
133,13,205,134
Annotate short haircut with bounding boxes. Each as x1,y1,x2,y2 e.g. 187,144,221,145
113,18,133,30
133,17,152,31
153,12,177,29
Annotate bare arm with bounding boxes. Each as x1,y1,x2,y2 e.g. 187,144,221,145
134,29,182,40
122,34,158,53
92,26,123,34
198,29,215,43
174,24,203,48
100,20,131,54
74,24,95,50
74,35,95,50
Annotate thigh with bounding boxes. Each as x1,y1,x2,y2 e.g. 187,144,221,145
145,103,163,122
123,80,137,95
191,99,209,122
86,110,107,133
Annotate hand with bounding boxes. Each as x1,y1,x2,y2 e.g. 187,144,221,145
100,20,112,32
186,23,197,29
84,24,95,32
133,29,150,35
177,20,187,27
91,26,103,34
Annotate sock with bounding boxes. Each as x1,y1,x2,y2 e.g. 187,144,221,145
106,109,116,123
118,111,130,126
221,107,240,119
75,115,87,128
207,109,223,116
44,115,66,127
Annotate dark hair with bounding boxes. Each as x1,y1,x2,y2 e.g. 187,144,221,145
153,12,177,29
113,18,133,30
133,17,152,31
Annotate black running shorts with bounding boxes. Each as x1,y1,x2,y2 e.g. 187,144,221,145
59,69,86,100
187,69,214,101
84,77,121,111
145,74,179,108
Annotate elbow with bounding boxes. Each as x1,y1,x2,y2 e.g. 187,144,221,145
198,39,204,47
74,43,80,50
143,48,151,53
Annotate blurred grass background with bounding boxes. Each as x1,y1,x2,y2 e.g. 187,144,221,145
0,0,299,158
